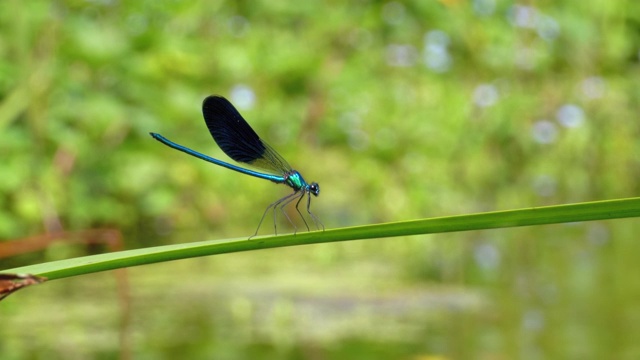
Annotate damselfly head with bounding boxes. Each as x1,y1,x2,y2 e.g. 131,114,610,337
309,182,320,197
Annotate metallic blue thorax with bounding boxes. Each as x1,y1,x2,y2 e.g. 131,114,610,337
284,171,307,191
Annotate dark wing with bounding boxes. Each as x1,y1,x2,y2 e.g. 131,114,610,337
202,96,292,174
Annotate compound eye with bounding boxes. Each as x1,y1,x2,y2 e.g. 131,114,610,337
310,182,320,196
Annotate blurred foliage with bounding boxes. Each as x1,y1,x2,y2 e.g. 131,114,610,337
1,0,640,358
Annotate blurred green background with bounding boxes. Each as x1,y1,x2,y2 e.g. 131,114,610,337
2,0,640,358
